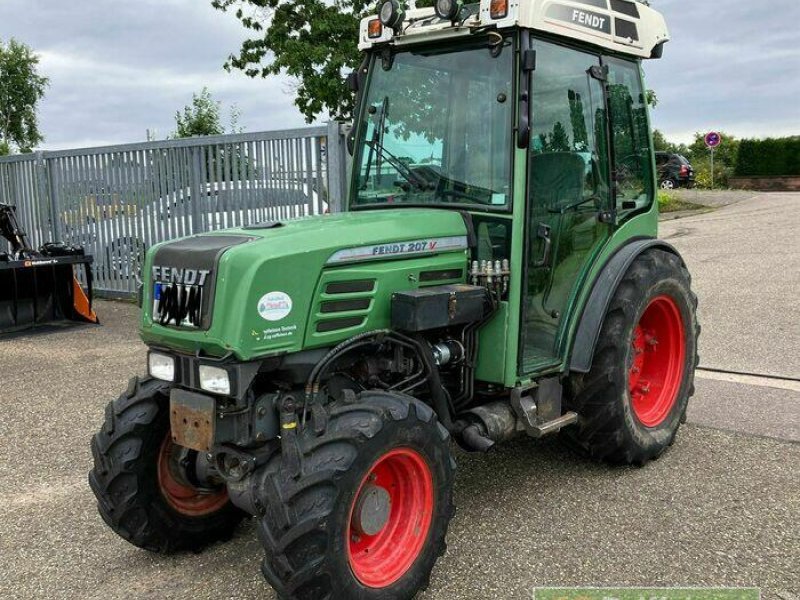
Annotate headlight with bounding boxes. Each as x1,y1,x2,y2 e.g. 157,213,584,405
199,365,231,395
434,0,462,21
149,352,175,382
378,0,404,30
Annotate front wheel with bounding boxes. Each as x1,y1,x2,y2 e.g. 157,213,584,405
564,249,699,464
255,391,455,600
89,377,245,552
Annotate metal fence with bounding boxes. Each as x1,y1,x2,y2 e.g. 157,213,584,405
0,124,348,295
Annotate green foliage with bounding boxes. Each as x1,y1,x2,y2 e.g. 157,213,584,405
212,0,373,123
0,38,49,152
654,130,742,189
735,137,800,177
685,131,738,188
174,87,225,138
657,189,704,213
687,131,739,167
652,129,688,155
645,89,658,108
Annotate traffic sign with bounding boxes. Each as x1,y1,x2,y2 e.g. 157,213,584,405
705,132,722,149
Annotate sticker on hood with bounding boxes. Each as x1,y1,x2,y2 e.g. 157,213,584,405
258,291,293,321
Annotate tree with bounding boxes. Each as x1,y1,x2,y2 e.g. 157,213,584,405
652,129,689,155
212,0,377,122
0,38,48,153
174,87,225,138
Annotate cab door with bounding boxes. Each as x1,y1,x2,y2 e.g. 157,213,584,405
520,40,612,372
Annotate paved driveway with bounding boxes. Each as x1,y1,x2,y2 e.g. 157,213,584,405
1,193,798,600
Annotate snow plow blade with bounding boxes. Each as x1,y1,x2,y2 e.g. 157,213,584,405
0,256,99,334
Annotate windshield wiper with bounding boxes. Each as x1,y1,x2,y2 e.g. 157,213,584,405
360,96,432,192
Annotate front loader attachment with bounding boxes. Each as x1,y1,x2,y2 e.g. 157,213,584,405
0,255,99,334
1,202,98,334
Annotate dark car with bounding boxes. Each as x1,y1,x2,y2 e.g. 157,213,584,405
655,152,695,189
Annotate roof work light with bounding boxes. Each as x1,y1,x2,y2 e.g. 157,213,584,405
379,0,405,31
434,0,463,21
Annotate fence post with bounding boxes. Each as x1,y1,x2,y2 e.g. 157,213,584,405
190,146,206,233
34,151,57,242
326,121,348,212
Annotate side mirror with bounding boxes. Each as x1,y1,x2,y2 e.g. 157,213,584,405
346,71,359,93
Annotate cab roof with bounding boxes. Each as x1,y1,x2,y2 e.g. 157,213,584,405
359,0,669,60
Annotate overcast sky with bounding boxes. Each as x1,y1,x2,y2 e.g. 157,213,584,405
1,0,799,150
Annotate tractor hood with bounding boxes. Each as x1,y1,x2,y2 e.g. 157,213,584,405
140,209,470,359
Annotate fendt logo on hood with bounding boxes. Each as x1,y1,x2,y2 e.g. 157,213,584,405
152,266,211,286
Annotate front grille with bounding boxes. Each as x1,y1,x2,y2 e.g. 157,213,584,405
151,234,254,329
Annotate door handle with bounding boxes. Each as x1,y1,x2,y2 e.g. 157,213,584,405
533,223,552,268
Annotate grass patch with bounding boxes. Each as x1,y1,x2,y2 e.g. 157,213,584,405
658,190,705,213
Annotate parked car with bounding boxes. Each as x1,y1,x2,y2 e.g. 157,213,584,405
655,152,695,189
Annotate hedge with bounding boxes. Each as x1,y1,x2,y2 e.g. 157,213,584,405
735,137,800,177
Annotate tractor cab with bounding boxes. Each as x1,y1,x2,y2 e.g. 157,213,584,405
350,0,669,376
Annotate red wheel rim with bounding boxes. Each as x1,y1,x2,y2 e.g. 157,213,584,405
157,435,229,517
629,294,686,428
347,448,434,588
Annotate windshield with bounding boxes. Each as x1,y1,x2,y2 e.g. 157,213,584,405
351,39,514,210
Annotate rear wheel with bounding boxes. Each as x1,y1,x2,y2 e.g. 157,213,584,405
565,249,699,464
89,377,244,552
660,178,677,190
255,391,455,600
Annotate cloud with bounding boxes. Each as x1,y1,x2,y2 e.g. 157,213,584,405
645,0,800,142
1,0,798,148
0,0,314,149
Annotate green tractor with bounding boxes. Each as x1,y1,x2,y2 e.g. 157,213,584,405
89,0,698,597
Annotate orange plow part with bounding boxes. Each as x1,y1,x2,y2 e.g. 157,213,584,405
73,276,99,324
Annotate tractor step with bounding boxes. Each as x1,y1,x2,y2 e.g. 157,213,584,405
511,378,578,438
527,411,578,438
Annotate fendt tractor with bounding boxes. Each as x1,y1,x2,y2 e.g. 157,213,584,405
89,0,698,597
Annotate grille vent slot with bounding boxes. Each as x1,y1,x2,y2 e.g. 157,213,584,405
320,298,371,313
316,317,365,333
325,280,375,294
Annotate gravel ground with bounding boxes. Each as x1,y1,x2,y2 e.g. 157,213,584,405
1,193,798,600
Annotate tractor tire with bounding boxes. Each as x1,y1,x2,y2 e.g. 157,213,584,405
564,248,699,465
89,376,245,553
254,391,455,600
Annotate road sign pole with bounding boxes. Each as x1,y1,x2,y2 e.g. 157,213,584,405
705,132,721,190
711,147,715,189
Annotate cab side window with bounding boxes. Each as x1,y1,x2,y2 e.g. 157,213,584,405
605,56,654,219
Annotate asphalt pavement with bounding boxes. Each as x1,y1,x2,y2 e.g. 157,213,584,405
0,193,798,600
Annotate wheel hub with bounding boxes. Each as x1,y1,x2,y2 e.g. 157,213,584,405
628,295,686,428
157,434,229,516
352,484,392,536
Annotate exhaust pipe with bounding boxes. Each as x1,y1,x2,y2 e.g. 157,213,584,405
458,401,523,452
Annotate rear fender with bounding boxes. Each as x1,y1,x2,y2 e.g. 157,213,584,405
568,238,685,374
